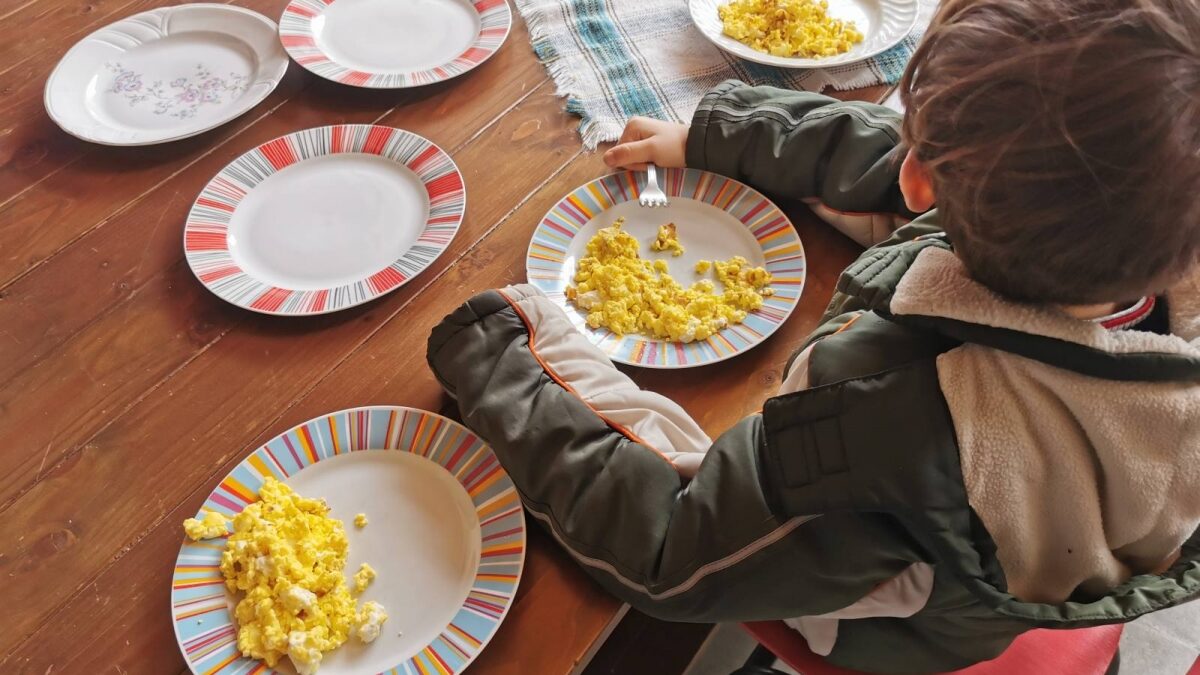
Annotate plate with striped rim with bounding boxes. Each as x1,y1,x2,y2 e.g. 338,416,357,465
172,406,526,675
279,0,512,88
185,125,465,316
526,168,806,368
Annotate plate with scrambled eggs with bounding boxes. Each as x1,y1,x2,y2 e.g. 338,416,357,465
172,406,525,675
690,0,919,68
526,168,805,368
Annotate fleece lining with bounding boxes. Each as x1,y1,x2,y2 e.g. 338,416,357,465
891,248,1200,360
500,285,712,475
891,249,1200,603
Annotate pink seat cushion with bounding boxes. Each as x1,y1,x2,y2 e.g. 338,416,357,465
742,621,1124,675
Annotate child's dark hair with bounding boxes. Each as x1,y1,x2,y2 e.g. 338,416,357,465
899,0,1200,305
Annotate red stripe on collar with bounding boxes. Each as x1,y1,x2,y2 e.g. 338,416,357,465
1097,296,1156,330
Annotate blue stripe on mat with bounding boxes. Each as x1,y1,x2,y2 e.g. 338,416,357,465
570,0,669,119
873,40,917,83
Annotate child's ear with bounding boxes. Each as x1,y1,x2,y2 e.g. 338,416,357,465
900,151,936,213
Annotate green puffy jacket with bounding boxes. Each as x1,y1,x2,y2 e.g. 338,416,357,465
427,81,1200,673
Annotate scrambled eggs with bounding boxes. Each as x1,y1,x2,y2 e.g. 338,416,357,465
695,260,712,274
567,220,773,342
353,563,377,593
719,0,863,58
183,511,230,540
356,601,389,643
650,223,685,256
209,478,385,675
354,513,368,528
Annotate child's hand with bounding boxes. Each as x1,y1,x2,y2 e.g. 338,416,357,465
603,117,688,170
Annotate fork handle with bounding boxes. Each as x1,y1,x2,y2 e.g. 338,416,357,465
646,163,658,191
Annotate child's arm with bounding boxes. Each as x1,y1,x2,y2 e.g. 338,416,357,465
687,81,911,220
427,285,921,622
605,81,919,247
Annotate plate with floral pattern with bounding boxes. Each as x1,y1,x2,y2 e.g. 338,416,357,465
279,0,511,88
44,4,289,146
185,125,466,316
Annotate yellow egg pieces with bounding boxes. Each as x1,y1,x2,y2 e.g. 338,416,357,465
183,511,230,540
718,0,863,58
185,478,385,675
354,563,377,593
650,223,685,256
567,219,773,342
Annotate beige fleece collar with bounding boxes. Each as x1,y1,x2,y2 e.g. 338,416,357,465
889,247,1200,357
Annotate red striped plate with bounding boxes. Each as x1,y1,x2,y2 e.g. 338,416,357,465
184,125,465,316
279,0,512,89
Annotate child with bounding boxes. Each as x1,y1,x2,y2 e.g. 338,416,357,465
427,0,1200,671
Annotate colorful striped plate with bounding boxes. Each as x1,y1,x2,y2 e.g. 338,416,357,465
185,125,465,316
526,169,805,368
279,0,512,88
172,406,526,675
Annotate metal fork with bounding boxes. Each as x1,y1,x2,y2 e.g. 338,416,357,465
638,163,669,208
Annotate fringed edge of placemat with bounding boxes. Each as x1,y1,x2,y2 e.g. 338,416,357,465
566,98,625,150
516,0,626,148
515,0,924,148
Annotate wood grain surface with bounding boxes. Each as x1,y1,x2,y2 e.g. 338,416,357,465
0,1,884,671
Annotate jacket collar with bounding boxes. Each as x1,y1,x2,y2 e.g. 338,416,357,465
838,222,1200,382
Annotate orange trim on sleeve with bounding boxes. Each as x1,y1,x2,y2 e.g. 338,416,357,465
832,312,864,335
497,289,680,472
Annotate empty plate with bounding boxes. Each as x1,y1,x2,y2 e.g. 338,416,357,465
184,125,466,316
690,0,919,69
44,4,289,146
279,0,512,88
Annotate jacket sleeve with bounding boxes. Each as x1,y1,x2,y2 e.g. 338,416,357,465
426,284,917,622
687,80,916,246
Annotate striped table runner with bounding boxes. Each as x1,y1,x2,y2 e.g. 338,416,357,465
516,0,936,147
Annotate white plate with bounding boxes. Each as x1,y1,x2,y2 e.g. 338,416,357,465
527,169,806,368
229,153,430,291
45,4,289,146
184,125,466,316
690,0,919,69
172,407,526,675
280,0,512,88
282,452,480,674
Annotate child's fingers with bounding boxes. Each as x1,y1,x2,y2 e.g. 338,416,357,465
618,117,653,144
604,139,655,169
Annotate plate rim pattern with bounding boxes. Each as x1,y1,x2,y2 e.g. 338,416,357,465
525,168,806,369
183,124,466,316
171,405,526,675
279,0,513,89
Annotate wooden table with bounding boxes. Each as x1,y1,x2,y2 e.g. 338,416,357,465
0,1,883,672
